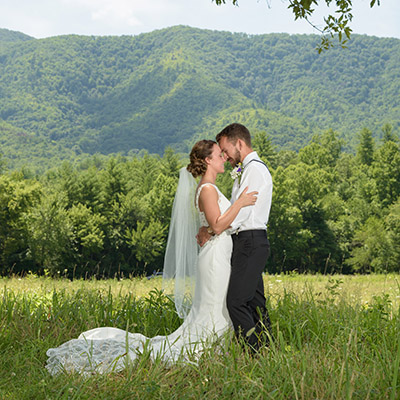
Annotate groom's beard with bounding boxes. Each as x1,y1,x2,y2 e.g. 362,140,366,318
227,148,241,167
232,149,241,166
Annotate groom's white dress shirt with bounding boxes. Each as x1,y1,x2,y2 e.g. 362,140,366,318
230,151,273,233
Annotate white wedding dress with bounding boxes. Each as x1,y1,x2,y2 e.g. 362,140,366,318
46,184,233,375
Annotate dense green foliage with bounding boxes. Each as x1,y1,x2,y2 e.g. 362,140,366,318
0,127,399,277
0,28,33,44
0,150,181,277
0,26,399,170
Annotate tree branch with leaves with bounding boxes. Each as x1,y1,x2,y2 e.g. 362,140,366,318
212,0,381,52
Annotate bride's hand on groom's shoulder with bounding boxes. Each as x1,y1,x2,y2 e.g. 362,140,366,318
196,226,212,247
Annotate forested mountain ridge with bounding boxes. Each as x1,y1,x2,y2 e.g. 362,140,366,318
0,26,399,170
0,28,33,44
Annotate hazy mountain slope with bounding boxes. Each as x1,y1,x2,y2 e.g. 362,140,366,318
0,28,34,43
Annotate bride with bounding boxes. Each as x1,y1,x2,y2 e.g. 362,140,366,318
46,140,257,375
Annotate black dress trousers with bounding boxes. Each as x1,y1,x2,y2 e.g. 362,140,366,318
227,230,272,349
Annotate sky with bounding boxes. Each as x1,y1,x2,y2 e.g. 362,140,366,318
0,0,399,40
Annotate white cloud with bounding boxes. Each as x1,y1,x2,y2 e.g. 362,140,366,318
60,0,176,29
90,2,142,27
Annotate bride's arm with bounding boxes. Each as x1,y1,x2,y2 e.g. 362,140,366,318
199,185,257,235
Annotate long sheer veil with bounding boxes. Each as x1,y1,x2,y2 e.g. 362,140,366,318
162,167,200,319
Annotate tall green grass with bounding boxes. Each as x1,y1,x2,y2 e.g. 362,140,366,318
1,275,399,399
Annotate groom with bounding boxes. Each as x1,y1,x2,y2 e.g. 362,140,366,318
199,123,273,351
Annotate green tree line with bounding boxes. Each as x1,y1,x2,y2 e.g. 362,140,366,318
1,125,399,277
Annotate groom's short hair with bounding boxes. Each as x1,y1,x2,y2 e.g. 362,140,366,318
216,123,252,147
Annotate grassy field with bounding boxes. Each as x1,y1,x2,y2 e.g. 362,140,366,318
1,273,400,399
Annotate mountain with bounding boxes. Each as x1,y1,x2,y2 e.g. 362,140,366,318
0,28,33,43
0,26,399,170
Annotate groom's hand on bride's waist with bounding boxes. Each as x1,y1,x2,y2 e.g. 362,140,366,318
196,226,213,247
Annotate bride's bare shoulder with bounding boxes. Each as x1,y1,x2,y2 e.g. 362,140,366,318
198,183,218,196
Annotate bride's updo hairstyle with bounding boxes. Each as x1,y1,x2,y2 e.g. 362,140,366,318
187,139,216,178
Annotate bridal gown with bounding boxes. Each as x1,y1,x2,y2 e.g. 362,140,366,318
46,183,233,375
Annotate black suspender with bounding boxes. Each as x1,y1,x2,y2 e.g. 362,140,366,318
246,159,269,170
